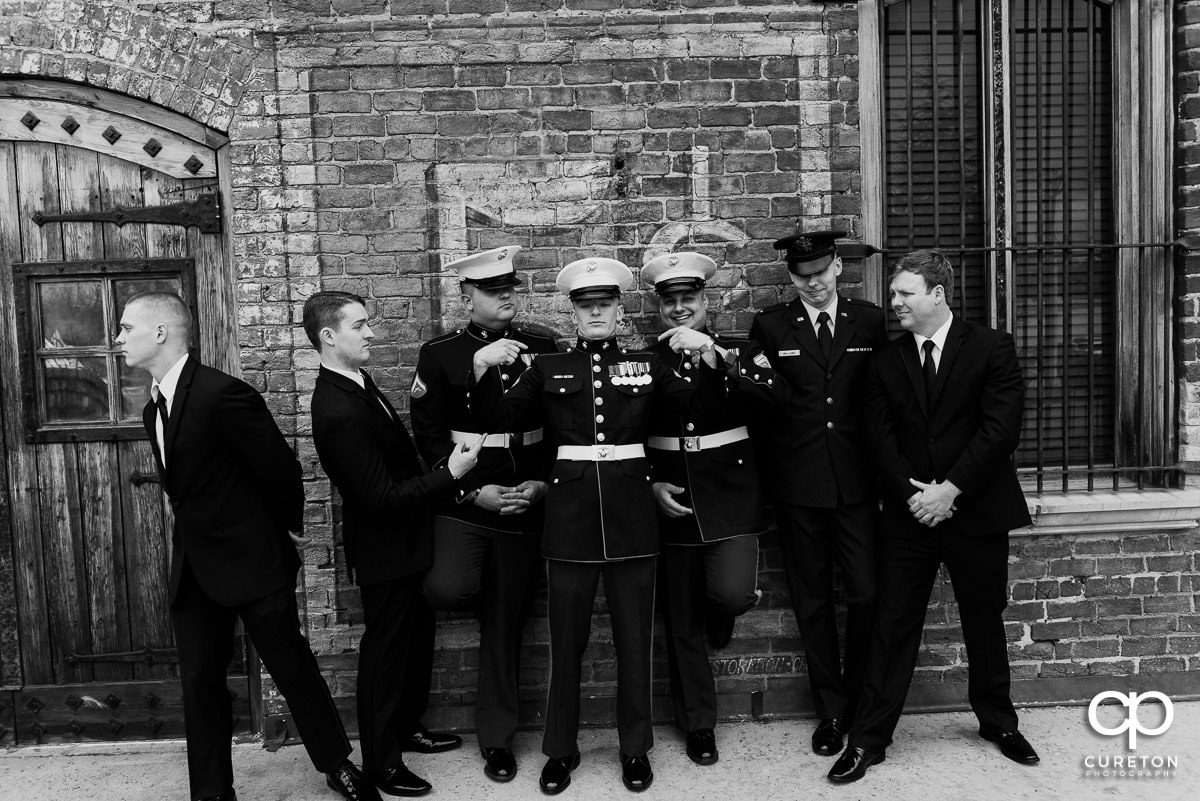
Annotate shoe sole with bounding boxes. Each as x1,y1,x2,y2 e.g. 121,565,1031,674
622,772,654,793
485,765,518,783
400,742,462,754
827,752,885,783
540,752,581,795
686,748,719,766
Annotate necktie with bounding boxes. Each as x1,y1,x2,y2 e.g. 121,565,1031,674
817,311,833,361
922,339,937,402
153,390,169,462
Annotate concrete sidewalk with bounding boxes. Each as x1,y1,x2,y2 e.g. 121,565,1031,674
2,703,1196,801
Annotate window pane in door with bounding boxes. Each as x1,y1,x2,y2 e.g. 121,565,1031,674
38,280,106,348
42,355,110,423
118,357,153,421
112,277,183,317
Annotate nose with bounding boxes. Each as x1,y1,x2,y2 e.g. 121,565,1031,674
363,325,375,340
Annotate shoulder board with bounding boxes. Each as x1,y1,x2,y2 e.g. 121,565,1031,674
425,328,465,347
514,327,558,344
843,296,882,310
758,302,789,314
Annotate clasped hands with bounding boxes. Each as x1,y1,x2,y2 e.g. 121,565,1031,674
907,478,960,528
474,480,548,515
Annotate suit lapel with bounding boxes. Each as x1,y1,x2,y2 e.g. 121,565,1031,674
361,371,401,426
929,316,965,409
898,332,929,418
163,357,197,465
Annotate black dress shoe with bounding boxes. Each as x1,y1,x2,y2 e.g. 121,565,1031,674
812,718,845,756
685,728,719,765
827,746,885,783
400,728,463,754
620,752,654,792
326,761,385,800
539,752,581,795
980,728,1040,764
371,764,431,797
482,747,517,782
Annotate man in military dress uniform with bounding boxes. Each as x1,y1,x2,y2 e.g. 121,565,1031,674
410,245,558,784
641,251,770,767
747,231,889,757
469,257,727,795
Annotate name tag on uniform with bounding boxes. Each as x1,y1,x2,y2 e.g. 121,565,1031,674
779,349,802,357
846,347,873,353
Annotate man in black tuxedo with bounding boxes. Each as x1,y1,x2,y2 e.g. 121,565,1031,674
304,291,482,798
116,292,373,801
748,231,888,756
828,250,1039,784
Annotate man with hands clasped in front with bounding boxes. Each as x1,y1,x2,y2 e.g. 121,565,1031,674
828,249,1038,784
468,257,727,796
410,245,558,785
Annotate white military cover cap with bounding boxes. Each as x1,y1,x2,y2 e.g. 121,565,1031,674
556,257,635,300
642,252,717,294
445,245,522,288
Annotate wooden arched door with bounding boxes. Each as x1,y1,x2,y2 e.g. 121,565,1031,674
0,80,248,745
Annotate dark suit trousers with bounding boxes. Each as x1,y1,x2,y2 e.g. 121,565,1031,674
543,557,657,759
358,575,435,774
172,561,350,800
422,516,542,748
776,502,878,722
660,536,760,731
849,526,1018,752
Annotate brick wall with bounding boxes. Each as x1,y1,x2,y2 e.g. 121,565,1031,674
2,0,1199,737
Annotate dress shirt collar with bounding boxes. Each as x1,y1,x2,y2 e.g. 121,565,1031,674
914,313,954,362
151,353,189,412
801,295,839,331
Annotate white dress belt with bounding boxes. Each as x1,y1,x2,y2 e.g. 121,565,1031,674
646,426,750,453
449,429,544,448
556,444,646,461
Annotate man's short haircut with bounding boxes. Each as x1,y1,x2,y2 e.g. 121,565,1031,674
125,292,193,344
302,291,366,349
892,249,955,303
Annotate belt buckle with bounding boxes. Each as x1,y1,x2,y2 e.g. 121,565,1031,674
596,445,613,461
682,436,700,452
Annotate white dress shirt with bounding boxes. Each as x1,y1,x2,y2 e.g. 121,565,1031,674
914,314,954,371
150,353,189,465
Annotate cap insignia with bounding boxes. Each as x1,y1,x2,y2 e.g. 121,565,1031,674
796,236,812,252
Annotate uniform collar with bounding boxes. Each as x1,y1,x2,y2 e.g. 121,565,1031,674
574,336,618,353
467,320,513,341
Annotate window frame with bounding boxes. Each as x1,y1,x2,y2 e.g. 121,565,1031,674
12,257,199,444
859,0,1175,489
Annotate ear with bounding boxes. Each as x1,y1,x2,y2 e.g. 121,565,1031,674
932,285,945,304
319,326,337,347
832,259,843,278
154,324,168,344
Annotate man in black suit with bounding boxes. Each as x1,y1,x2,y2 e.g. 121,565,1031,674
115,292,374,801
304,291,482,798
828,250,1039,783
748,231,888,756
410,246,557,784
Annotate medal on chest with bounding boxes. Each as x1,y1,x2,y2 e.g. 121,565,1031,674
609,361,652,386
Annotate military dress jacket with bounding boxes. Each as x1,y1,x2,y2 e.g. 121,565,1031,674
644,332,770,545
747,295,889,508
469,335,726,563
411,321,559,533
